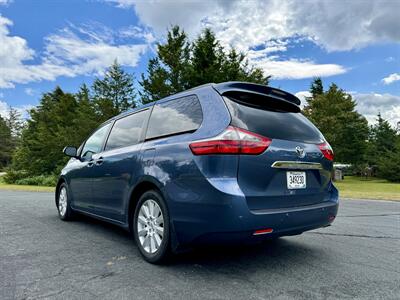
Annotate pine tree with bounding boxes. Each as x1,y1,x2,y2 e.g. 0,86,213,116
93,60,136,120
73,84,100,143
0,114,12,169
140,26,191,103
188,28,225,86
366,113,398,167
310,77,324,98
303,83,369,164
6,107,24,138
12,87,80,174
140,26,269,103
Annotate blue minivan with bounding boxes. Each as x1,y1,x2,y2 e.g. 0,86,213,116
58,82,338,263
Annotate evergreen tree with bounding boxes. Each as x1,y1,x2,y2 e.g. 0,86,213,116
93,60,136,120
12,87,80,175
140,26,269,103
140,26,191,103
73,84,100,143
0,114,12,169
6,107,24,138
310,77,324,98
377,136,400,182
365,113,399,173
188,28,225,86
303,83,369,164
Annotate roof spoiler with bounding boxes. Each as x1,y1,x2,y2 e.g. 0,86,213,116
212,82,301,109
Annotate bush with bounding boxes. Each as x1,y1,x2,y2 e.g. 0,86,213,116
3,169,29,184
14,175,57,187
377,149,400,183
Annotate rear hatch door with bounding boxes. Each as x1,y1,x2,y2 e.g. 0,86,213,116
223,95,333,211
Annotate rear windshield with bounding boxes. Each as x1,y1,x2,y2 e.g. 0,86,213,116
224,96,324,143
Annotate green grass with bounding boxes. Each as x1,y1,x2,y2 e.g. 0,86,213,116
335,176,400,201
0,174,399,200
0,177,55,193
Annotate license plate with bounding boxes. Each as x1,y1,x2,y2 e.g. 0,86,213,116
287,171,306,189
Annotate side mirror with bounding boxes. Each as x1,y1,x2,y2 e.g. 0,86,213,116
63,146,77,158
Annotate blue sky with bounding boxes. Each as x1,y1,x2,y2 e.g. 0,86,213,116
0,0,399,126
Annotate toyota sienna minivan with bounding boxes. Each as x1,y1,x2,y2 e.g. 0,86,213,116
57,82,338,263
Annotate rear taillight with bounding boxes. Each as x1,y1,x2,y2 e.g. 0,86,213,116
189,126,271,155
318,142,334,161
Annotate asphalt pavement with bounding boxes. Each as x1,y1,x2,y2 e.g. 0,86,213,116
0,190,399,300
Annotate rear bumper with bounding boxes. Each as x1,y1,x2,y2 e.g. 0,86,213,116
170,185,339,248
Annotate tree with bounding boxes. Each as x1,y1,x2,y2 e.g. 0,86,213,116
12,87,81,175
140,26,269,103
189,29,268,86
6,107,24,138
310,77,324,98
303,83,369,164
377,136,400,182
0,114,12,169
365,113,399,180
140,26,191,103
93,60,136,120
73,84,99,143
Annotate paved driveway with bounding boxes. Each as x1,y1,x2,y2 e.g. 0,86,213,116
0,190,399,299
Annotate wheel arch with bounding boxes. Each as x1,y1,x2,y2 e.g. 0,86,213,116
127,177,164,232
55,177,67,207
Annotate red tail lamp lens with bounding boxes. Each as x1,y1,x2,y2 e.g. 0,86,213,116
318,142,334,161
190,126,271,155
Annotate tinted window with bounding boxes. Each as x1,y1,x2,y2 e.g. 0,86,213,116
81,123,112,158
224,97,324,143
105,110,149,150
146,95,203,140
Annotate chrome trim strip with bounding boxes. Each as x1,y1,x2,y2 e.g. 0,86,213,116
271,161,323,170
251,201,337,215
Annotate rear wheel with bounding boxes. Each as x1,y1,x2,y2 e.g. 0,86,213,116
57,183,74,221
133,190,170,264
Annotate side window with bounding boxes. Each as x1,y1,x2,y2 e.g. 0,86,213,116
81,123,112,159
105,109,149,151
146,95,203,140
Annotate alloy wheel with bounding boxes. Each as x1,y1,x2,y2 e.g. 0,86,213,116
58,187,68,217
137,199,164,254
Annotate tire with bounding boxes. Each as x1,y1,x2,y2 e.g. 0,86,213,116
133,190,170,264
57,183,74,221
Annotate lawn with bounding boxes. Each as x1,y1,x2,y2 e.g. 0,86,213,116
335,176,400,201
0,177,54,193
0,175,398,201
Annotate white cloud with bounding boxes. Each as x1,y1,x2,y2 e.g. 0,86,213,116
0,0,12,5
0,100,32,119
109,0,400,52
0,16,149,88
353,93,400,127
382,73,400,85
0,100,7,118
249,56,347,80
295,91,311,108
24,88,36,96
107,0,356,79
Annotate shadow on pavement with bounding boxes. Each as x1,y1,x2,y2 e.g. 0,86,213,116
70,212,324,269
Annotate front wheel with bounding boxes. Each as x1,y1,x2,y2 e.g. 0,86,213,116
57,183,74,221
133,190,170,264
